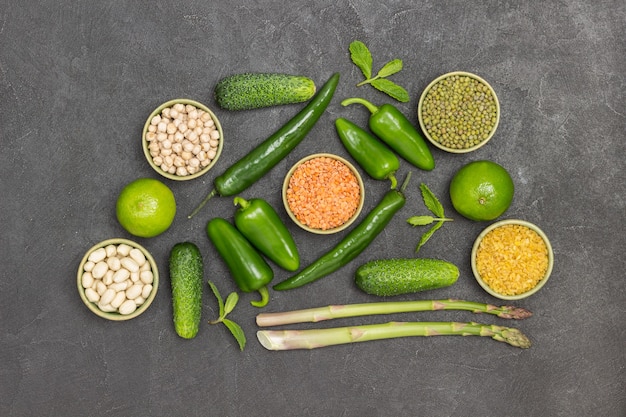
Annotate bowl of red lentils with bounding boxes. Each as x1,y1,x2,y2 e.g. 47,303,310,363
282,153,365,234
142,99,223,181
471,219,554,300
77,238,159,321
418,71,500,153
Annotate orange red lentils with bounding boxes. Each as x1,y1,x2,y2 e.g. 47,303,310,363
475,224,549,296
286,156,361,231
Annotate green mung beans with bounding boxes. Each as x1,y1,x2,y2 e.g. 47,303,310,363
421,74,498,150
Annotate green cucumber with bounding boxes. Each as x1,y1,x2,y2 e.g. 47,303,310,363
355,258,459,296
169,242,204,339
214,73,316,110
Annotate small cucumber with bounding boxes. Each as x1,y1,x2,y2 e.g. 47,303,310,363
169,242,204,339
355,258,459,296
214,73,316,110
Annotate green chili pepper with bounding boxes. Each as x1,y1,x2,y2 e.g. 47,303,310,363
335,117,399,188
341,97,435,171
188,73,340,219
233,196,300,272
273,172,412,291
206,217,274,307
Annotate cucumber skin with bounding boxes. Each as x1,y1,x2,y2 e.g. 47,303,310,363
169,242,204,339
355,258,459,296
214,73,316,110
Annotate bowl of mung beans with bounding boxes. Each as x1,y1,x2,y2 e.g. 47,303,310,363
143,98,223,181
471,219,554,300
77,238,159,320
418,71,500,153
282,153,365,234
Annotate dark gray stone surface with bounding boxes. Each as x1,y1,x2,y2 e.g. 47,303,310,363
1,1,624,416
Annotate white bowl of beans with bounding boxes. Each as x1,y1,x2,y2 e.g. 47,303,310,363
142,99,224,181
282,153,365,235
77,238,159,320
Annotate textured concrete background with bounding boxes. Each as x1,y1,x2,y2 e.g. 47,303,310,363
1,1,624,416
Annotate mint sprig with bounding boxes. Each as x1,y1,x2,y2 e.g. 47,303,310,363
349,40,409,102
407,183,453,253
208,280,246,351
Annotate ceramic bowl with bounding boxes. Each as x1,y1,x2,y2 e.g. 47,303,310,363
282,153,365,234
418,71,500,154
142,98,223,181
77,238,159,320
471,219,554,300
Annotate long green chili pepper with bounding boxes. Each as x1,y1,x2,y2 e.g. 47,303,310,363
341,97,435,171
206,217,274,307
335,117,399,188
233,196,300,272
188,72,340,219
273,172,412,291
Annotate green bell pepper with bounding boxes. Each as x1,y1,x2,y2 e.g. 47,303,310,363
206,217,274,307
335,117,399,188
342,97,435,171
233,197,300,272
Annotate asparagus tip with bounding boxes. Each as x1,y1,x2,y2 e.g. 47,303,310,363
500,327,532,349
493,305,533,320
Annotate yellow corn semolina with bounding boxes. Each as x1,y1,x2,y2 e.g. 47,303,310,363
475,224,549,296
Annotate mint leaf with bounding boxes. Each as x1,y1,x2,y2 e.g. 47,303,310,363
224,292,239,316
416,221,444,253
370,78,410,102
349,40,372,79
207,280,224,318
223,319,246,351
420,183,445,218
207,281,246,351
407,215,436,226
348,40,409,102
408,183,453,253
377,59,403,78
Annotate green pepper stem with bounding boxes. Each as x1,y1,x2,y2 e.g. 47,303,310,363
399,171,412,193
233,196,250,209
250,286,270,308
341,97,379,115
388,174,398,190
188,189,217,219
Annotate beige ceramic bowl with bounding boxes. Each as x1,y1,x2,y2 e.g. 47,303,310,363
77,238,159,320
142,98,223,181
282,153,365,234
418,71,500,154
471,219,554,300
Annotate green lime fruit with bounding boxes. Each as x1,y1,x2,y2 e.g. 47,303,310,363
449,160,514,221
116,178,176,238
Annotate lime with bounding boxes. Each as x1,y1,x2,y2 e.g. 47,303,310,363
449,160,514,221
116,178,176,238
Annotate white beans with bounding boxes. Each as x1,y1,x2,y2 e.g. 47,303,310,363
81,243,155,315
120,257,139,272
85,288,100,303
112,268,130,283
145,103,220,177
87,247,106,263
126,284,143,300
100,288,116,306
118,300,137,315
91,261,108,279
82,272,94,289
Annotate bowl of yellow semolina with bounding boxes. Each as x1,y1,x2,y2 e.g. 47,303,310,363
471,219,554,300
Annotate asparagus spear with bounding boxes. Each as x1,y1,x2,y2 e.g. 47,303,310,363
256,299,532,327
257,321,532,350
